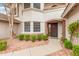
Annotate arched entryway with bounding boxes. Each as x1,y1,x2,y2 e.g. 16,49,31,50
45,19,66,38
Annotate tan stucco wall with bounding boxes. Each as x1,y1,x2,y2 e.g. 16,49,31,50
58,22,62,39
0,21,19,38
66,6,79,40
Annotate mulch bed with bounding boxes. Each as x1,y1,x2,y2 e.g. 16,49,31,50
0,39,48,54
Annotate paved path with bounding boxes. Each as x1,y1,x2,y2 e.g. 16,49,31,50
47,49,71,56
0,38,62,56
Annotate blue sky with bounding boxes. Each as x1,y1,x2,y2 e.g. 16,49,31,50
0,3,6,14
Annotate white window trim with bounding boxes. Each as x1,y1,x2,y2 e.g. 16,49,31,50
23,3,41,10
33,22,41,32
24,22,30,32
23,3,31,9
14,4,19,17
33,3,41,9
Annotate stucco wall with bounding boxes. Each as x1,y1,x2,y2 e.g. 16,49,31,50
16,4,65,39
0,21,19,38
58,22,62,39
66,6,79,39
22,10,45,33
44,8,65,21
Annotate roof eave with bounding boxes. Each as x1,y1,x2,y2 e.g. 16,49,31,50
61,3,76,18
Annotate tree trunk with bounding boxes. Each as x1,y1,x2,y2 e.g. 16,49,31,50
5,3,15,39
10,4,15,39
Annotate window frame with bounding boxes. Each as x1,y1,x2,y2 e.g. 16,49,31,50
33,22,41,32
14,4,19,17
24,22,30,32
33,3,41,9
24,3,31,9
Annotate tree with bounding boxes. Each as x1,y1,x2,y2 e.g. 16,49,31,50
4,3,16,39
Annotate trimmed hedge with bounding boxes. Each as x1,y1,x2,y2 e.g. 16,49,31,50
41,34,48,41
64,39,72,49
37,34,42,41
31,34,37,42
17,34,24,40
24,34,30,41
0,40,7,51
17,34,48,42
72,45,79,56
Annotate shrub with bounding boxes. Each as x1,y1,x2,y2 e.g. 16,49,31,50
0,40,7,51
41,34,48,41
68,21,79,40
60,37,67,43
74,32,79,37
64,39,72,49
37,34,42,41
72,45,79,56
17,34,24,40
31,34,37,42
24,34,30,41
68,21,79,35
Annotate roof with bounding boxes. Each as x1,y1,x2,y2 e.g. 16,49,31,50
44,3,66,10
0,13,21,24
61,3,76,18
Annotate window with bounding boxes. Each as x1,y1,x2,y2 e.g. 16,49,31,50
24,22,30,32
24,3,30,9
33,22,40,32
14,4,18,16
33,3,40,9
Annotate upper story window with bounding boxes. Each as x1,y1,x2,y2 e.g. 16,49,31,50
33,3,40,9
33,22,40,32
14,4,18,16
24,3,30,9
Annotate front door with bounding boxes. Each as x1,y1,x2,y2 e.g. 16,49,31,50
51,23,58,37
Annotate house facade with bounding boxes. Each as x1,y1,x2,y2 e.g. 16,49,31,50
15,3,66,39
0,3,67,39
62,3,79,39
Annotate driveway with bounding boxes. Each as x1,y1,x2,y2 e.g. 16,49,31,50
0,38,62,56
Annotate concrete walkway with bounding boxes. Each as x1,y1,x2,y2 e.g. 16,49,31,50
0,38,62,56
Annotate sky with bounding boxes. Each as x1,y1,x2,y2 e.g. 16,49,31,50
0,3,6,14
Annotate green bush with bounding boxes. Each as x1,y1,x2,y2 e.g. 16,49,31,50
74,32,79,37
72,45,79,56
37,34,42,41
17,34,48,42
62,37,68,43
31,34,37,42
0,40,7,51
68,21,79,35
64,39,72,49
24,34,30,41
41,34,48,41
17,34,24,40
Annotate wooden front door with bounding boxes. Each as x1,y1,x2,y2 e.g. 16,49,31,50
51,23,58,37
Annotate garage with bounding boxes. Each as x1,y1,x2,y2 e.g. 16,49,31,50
0,13,21,38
